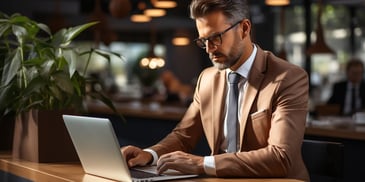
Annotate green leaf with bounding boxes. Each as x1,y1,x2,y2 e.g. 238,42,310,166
50,29,66,47
52,71,74,95
23,100,43,112
64,22,98,43
0,84,15,112
54,56,68,71
49,85,63,101
62,49,77,77
20,76,46,99
23,66,38,85
71,72,85,96
40,59,56,77
9,14,31,24
95,49,125,61
52,22,98,47
37,23,51,36
3,48,21,85
10,15,40,39
80,48,125,62
12,25,27,44
0,23,10,37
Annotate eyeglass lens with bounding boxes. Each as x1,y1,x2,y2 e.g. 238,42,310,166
194,21,241,49
196,35,222,49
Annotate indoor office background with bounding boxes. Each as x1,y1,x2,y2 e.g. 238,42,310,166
2,0,365,107
1,0,365,182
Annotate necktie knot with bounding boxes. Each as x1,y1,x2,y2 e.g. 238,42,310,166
228,72,241,84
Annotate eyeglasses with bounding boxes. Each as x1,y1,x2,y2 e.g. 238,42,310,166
194,21,241,49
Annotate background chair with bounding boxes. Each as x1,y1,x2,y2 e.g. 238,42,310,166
301,139,344,182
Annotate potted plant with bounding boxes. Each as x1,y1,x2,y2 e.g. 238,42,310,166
0,12,122,162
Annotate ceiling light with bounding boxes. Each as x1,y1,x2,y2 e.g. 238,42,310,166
265,0,290,6
140,57,165,69
140,28,165,70
172,37,190,46
130,14,151,23
144,8,166,17
153,0,177,9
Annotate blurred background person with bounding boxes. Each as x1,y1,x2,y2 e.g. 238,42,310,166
327,58,365,115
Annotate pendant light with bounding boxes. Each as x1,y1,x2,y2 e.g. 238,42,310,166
144,8,166,17
130,1,151,23
144,0,166,17
152,0,177,9
172,30,190,46
265,0,290,6
306,0,334,55
140,28,165,70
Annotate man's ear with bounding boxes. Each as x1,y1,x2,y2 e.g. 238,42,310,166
241,19,251,38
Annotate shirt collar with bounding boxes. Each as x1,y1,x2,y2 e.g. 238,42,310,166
227,44,257,79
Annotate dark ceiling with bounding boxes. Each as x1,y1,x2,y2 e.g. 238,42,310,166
2,0,364,27
1,0,364,42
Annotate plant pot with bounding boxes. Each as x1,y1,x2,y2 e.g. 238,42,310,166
0,113,15,151
12,109,80,163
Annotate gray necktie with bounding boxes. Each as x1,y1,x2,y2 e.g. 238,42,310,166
227,72,241,153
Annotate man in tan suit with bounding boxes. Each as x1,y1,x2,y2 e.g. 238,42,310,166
122,0,309,181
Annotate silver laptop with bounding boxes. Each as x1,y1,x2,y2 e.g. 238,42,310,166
63,114,198,182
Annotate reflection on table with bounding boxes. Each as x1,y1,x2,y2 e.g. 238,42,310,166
0,152,303,182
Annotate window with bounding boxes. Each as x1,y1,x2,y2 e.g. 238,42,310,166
273,3,365,110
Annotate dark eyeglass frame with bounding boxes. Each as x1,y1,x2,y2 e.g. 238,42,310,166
194,21,241,49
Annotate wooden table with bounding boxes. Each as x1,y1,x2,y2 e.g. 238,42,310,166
305,117,365,141
0,152,303,182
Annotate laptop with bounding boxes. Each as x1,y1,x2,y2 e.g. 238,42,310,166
62,114,198,182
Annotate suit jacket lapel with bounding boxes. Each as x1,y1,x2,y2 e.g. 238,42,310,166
212,70,227,154
239,47,267,150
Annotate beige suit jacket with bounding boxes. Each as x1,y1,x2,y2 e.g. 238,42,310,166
150,46,309,181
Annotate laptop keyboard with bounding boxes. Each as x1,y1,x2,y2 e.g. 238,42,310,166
130,169,162,179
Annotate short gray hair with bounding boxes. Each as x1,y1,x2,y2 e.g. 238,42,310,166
189,0,250,24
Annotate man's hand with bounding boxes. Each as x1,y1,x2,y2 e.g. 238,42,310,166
156,151,205,175
121,145,152,167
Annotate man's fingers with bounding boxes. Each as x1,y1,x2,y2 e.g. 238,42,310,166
156,151,204,175
157,151,187,173
129,155,147,167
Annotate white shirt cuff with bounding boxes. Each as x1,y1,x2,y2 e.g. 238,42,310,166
143,149,158,165
203,156,216,176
